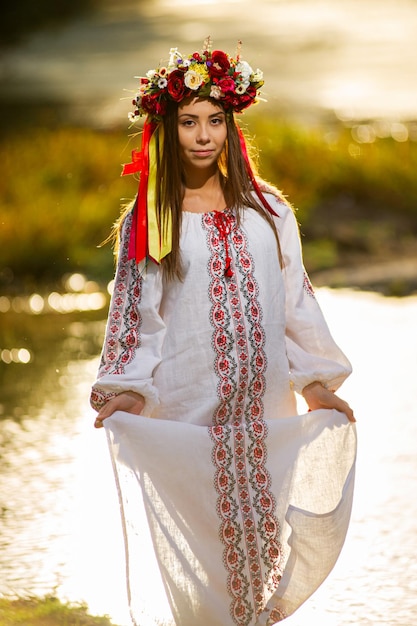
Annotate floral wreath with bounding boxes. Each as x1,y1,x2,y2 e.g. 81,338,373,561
128,40,264,121
122,41,276,266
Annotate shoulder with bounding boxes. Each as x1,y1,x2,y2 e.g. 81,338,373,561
253,178,294,219
117,199,136,237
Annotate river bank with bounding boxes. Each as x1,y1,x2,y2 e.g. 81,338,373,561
311,254,417,296
0,595,117,626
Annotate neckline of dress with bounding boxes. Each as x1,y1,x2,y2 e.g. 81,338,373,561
183,207,231,216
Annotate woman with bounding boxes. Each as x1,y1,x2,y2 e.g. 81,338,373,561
91,43,356,626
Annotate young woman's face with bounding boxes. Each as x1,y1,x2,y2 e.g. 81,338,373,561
177,97,227,172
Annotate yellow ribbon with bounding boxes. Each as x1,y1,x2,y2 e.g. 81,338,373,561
147,125,172,263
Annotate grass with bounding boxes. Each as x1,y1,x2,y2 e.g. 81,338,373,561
249,116,417,270
0,124,134,286
0,595,118,626
1,111,417,289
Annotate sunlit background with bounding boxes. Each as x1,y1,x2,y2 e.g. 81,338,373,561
1,0,417,624
2,0,417,124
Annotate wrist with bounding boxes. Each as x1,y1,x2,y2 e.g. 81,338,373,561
302,381,326,397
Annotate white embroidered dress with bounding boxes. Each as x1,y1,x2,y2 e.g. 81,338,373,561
91,193,356,626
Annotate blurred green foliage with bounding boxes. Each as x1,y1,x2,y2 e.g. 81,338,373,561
250,117,417,271
0,124,135,289
1,115,417,290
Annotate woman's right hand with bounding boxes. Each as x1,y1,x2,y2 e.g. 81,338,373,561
302,381,356,423
94,391,145,428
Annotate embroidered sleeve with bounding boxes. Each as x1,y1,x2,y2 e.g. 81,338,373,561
276,204,352,394
90,212,165,414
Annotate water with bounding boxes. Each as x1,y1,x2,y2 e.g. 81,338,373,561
2,1,417,621
1,0,417,124
0,287,416,625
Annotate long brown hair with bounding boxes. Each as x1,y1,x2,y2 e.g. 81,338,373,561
115,99,285,278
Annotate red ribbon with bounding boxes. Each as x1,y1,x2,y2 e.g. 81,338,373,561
121,119,158,262
121,150,144,176
121,119,277,264
237,126,279,218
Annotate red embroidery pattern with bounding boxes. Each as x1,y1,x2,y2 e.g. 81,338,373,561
99,213,143,376
90,388,117,411
207,212,239,425
204,212,284,625
303,271,315,298
266,605,287,624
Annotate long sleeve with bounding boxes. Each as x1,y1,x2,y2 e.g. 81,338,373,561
90,211,166,415
271,197,352,394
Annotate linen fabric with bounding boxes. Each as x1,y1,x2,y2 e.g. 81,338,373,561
91,192,356,625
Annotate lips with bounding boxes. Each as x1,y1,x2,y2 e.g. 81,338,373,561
192,150,215,157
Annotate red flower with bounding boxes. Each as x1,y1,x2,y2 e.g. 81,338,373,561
125,331,137,347
231,86,258,112
209,50,230,77
221,382,232,396
227,548,239,564
260,495,272,510
217,77,236,94
215,335,227,349
265,519,276,534
217,449,227,463
255,355,264,367
269,544,280,559
252,422,264,435
231,575,242,592
214,308,225,322
141,93,167,117
219,358,229,372
167,70,186,101
221,500,231,514
254,445,264,460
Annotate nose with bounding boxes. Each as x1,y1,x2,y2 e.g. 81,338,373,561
196,123,210,144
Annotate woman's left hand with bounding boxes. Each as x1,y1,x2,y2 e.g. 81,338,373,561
302,381,356,422
94,391,146,429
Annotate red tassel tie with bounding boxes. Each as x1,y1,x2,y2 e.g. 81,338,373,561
236,125,279,218
213,211,234,277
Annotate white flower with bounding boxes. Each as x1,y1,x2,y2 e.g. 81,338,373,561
235,84,247,95
252,68,264,82
157,77,168,89
146,69,157,80
184,70,204,90
168,47,182,67
235,60,253,81
128,111,138,123
210,85,223,100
